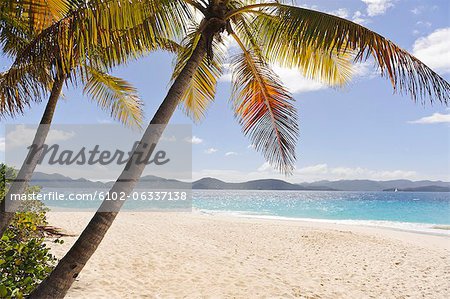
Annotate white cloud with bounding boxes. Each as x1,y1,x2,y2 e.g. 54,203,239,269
295,163,418,181
192,163,432,182
224,61,375,93
362,0,394,17
411,5,426,15
186,136,203,144
222,36,238,54
273,66,327,93
257,162,272,172
411,7,422,15
0,137,5,152
353,61,377,78
411,5,438,16
416,21,432,27
408,113,450,124
327,166,417,180
47,130,75,143
247,144,256,149
225,151,238,156
189,4,204,23
221,64,327,94
299,4,319,10
296,164,419,181
296,164,329,175
327,8,349,19
5,125,75,149
352,11,369,25
219,63,232,82
220,72,232,82
413,28,450,74
204,147,218,154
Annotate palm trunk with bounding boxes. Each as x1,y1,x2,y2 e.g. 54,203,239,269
29,35,207,299
0,76,65,236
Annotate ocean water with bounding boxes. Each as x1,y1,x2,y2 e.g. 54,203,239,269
193,190,450,235
41,189,450,235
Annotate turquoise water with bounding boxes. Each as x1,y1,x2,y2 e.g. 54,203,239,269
42,189,450,234
193,190,450,234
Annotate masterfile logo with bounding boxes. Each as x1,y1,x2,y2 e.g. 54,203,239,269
4,124,192,212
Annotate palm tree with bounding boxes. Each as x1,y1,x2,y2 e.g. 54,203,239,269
29,0,450,297
0,0,154,235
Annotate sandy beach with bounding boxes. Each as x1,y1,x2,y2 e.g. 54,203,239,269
46,211,450,299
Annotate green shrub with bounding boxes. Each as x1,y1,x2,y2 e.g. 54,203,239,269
0,164,59,298
0,232,57,298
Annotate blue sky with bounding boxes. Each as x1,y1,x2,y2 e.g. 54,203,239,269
1,0,449,182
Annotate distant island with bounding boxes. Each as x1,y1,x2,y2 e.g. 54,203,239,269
30,172,450,192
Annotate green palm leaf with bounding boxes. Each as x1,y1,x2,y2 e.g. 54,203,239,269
0,2,31,57
172,30,224,122
1,0,191,118
11,0,192,77
0,66,51,117
82,66,144,128
227,3,450,104
233,14,354,87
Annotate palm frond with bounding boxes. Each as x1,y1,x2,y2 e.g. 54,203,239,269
11,0,193,81
0,0,79,35
87,30,182,71
171,30,224,122
0,0,42,56
0,65,52,117
0,0,82,117
291,47,354,87
82,67,144,128
1,0,191,117
231,34,298,174
233,15,354,87
229,3,450,104
27,0,78,32
0,12,30,57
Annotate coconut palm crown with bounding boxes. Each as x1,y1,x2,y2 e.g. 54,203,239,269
0,0,154,127
164,0,450,173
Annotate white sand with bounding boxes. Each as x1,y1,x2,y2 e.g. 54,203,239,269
46,212,450,298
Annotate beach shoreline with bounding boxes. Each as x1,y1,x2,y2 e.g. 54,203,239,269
47,211,450,298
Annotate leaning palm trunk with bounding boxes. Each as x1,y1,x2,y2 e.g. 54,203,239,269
29,35,207,299
0,76,65,236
